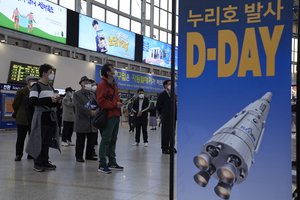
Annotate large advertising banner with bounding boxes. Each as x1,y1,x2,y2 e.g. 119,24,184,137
0,0,67,44
79,14,136,61
143,36,178,69
178,0,292,200
95,65,168,93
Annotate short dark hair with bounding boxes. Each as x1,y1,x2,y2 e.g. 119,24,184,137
163,79,171,87
92,20,98,27
137,88,144,93
101,63,114,78
39,64,54,77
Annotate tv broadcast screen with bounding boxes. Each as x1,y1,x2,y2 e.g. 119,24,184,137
78,14,136,60
0,0,67,44
142,36,178,69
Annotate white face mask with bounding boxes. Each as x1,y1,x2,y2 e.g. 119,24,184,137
30,81,36,86
91,85,97,92
139,94,144,99
48,73,55,81
85,84,92,90
66,92,72,96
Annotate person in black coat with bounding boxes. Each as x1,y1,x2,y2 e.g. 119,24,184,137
156,80,177,154
132,89,150,146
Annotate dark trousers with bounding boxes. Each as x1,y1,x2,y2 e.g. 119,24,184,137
161,121,175,151
62,121,74,142
34,124,56,165
135,117,148,143
76,132,97,159
128,116,135,131
16,124,30,157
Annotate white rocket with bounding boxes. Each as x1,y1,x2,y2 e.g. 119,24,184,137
193,92,272,199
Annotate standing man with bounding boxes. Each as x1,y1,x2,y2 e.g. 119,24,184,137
73,76,98,162
61,87,75,146
96,63,123,174
156,80,177,154
12,76,38,161
132,89,149,146
26,64,61,172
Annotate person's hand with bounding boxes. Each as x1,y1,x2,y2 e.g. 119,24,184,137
117,102,122,108
137,111,142,117
90,110,97,117
51,96,58,103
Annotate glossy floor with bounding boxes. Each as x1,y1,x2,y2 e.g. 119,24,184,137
0,125,174,200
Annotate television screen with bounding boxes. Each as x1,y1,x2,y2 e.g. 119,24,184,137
7,61,55,85
142,36,178,69
78,14,136,60
0,0,67,44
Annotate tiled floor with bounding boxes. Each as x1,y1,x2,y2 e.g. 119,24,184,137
0,125,173,200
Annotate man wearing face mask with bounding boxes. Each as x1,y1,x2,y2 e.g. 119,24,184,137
12,76,38,161
131,89,150,147
26,64,61,172
61,87,75,147
156,79,177,154
73,76,98,162
96,63,123,174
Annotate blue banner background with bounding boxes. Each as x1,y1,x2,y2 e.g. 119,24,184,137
178,0,292,199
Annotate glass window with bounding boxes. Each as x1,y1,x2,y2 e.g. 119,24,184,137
120,0,130,14
160,30,167,43
131,20,141,34
107,0,118,10
92,5,105,21
160,9,167,29
145,25,150,37
168,12,172,31
154,0,159,7
94,0,105,4
119,16,130,30
168,33,172,44
131,0,141,19
146,3,151,20
168,0,172,12
154,7,159,26
48,0,58,4
161,0,168,10
106,11,118,26
153,28,159,40
60,0,75,10
80,0,87,14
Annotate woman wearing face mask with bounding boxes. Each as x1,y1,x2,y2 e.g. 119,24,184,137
73,76,98,162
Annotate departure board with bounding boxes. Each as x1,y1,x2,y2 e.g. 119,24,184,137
7,61,40,85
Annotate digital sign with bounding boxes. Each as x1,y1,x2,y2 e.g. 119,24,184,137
0,0,67,44
142,36,178,69
79,14,136,60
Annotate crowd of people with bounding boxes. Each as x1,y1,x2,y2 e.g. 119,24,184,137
12,63,176,174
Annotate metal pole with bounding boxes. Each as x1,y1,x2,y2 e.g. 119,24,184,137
169,0,177,200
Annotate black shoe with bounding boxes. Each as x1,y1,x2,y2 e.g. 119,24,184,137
76,158,85,162
86,157,98,161
174,148,177,154
43,161,56,170
14,155,22,161
162,149,170,154
108,163,124,171
27,155,34,160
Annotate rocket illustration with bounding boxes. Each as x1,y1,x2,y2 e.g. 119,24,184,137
193,92,272,199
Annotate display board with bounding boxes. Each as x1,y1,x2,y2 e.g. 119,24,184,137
142,36,178,69
79,14,136,60
178,0,293,200
0,0,67,44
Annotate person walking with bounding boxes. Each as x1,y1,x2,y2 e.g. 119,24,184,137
61,87,75,146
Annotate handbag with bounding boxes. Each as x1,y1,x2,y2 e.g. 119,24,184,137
92,108,108,129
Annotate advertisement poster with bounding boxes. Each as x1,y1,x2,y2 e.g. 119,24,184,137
95,65,168,93
143,36,178,69
79,14,136,61
178,0,292,200
0,0,67,44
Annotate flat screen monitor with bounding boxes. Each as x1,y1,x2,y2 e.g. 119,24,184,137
142,36,178,69
0,0,67,44
78,14,136,60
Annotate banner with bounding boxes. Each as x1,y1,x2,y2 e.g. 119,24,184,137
79,14,136,60
178,0,292,200
0,0,67,44
95,65,169,93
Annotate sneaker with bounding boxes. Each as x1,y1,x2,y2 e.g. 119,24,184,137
61,141,69,147
14,155,22,161
43,161,56,170
67,140,75,146
98,166,112,174
33,164,45,172
108,163,124,171
144,142,148,147
132,142,139,146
